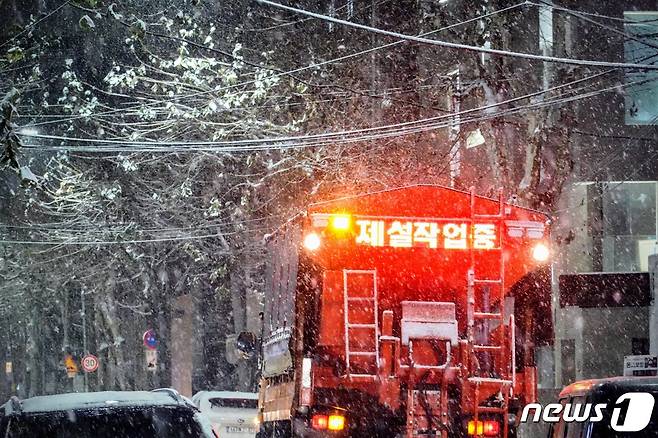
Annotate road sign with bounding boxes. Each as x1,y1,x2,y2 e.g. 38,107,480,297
143,329,158,350
624,355,658,377
81,354,99,373
64,355,78,378
5,362,12,375
145,349,158,372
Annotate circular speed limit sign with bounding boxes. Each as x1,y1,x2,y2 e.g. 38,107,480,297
81,354,99,373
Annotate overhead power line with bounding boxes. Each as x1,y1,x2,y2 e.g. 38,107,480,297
256,0,658,70
244,0,393,32
0,215,272,233
0,232,224,245
573,130,657,142
0,226,273,246
16,70,615,152
12,91,614,152
236,2,530,90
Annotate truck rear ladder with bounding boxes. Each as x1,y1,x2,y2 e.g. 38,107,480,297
343,269,379,379
468,188,512,438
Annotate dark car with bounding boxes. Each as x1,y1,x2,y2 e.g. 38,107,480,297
0,388,216,438
548,376,658,438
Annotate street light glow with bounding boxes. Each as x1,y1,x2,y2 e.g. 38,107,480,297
303,232,321,251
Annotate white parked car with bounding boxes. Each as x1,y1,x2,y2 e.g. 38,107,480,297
192,391,259,437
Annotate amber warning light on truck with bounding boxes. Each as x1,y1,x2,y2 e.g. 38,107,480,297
329,213,351,231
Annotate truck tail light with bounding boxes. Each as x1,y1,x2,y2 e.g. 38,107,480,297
311,414,346,431
467,420,500,436
482,420,500,436
311,414,328,429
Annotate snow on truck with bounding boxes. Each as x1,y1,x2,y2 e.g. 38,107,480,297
256,185,553,438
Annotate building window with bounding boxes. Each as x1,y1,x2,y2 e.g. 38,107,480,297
579,182,657,272
603,182,657,237
624,12,658,125
601,182,657,271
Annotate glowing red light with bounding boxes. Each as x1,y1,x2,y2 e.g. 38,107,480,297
311,414,328,430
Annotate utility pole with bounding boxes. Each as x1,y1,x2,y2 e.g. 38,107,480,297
81,290,88,392
447,68,461,187
371,0,380,123
539,1,554,91
5,343,13,397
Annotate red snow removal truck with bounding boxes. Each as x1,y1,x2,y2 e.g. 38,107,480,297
256,185,553,438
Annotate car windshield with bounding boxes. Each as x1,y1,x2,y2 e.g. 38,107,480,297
208,398,257,409
587,390,658,438
2,406,210,438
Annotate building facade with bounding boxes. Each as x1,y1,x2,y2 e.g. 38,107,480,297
550,0,658,389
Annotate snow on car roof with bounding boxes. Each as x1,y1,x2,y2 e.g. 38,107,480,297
560,376,658,397
4,391,184,414
193,391,258,401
